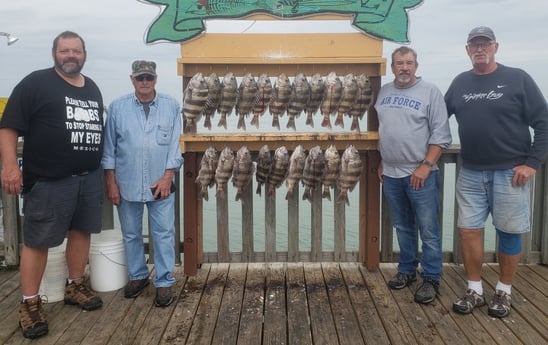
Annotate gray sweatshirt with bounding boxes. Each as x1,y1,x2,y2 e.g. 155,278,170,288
375,78,452,178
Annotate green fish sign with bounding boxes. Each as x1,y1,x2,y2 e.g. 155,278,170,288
144,0,423,44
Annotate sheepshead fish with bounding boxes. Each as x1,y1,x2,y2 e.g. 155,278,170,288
335,73,358,128
320,71,342,129
215,146,235,198
302,146,325,202
250,74,273,129
305,73,325,128
269,73,292,130
202,72,222,130
285,145,307,200
235,73,258,131
232,146,255,201
321,145,341,200
349,74,373,132
267,146,290,197
217,72,238,129
337,145,362,205
286,73,310,131
195,146,218,201
183,72,208,134
255,144,272,196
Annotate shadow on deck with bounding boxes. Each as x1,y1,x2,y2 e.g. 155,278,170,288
0,263,547,345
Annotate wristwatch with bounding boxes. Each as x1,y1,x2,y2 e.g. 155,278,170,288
421,159,434,168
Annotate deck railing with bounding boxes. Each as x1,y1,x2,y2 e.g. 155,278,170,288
1,145,547,273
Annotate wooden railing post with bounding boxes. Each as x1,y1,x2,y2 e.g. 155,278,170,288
183,151,201,275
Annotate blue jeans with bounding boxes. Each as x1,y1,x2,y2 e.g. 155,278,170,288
382,171,442,280
117,196,176,287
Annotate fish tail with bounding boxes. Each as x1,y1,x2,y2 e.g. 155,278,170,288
350,116,360,132
217,114,227,129
337,190,350,206
184,120,197,134
302,187,312,202
235,190,242,201
305,112,314,127
286,117,296,131
203,115,212,130
285,187,293,200
272,114,280,130
322,185,331,201
250,114,260,129
256,183,262,196
321,113,332,129
334,112,345,128
201,187,209,202
237,114,247,131
267,185,276,198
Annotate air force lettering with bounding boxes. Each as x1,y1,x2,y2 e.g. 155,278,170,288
378,95,422,111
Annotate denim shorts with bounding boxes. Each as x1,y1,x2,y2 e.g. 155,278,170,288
22,168,104,248
456,167,530,234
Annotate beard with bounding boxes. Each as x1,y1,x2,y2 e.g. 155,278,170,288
396,74,411,85
55,57,84,75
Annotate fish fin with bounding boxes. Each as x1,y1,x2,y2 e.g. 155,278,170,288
272,114,280,130
337,190,350,206
286,117,296,131
237,114,246,131
321,114,332,129
334,113,345,128
250,114,260,129
305,113,314,127
256,183,262,196
350,116,360,132
203,115,212,130
217,114,227,129
322,185,331,200
184,120,197,134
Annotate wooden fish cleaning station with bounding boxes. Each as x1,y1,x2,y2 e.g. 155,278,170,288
178,15,386,275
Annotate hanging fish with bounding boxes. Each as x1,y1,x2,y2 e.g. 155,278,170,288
285,145,307,200
202,72,222,130
301,145,325,203
320,71,342,129
335,73,358,128
195,146,218,201
337,145,362,206
255,144,272,196
232,146,255,201
286,73,310,131
305,73,325,128
349,73,372,132
217,72,238,129
321,145,341,200
267,146,290,197
250,74,273,129
269,73,292,130
182,72,208,134
215,146,235,198
235,73,258,131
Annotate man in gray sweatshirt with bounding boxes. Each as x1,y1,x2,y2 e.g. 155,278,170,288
375,46,452,304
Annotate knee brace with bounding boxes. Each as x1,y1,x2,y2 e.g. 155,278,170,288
496,228,522,255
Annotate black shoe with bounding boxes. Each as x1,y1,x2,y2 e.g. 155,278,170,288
488,290,511,318
453,289,486,314
124,278,150,298
414,278,440,304
155,287,174,307
388,271,417,290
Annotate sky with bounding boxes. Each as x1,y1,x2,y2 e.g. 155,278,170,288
1,0,548,107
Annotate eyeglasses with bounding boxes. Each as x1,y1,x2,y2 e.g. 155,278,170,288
135,74,155,82
467,41,495,50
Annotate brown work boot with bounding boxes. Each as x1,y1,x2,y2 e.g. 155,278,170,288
19,295,48,339
64,277,103,311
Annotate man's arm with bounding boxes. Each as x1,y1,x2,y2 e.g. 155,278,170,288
0,128,22,195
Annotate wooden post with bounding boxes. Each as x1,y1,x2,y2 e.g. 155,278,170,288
183,152,200,275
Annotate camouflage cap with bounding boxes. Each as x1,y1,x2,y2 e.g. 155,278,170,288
131,60,157,77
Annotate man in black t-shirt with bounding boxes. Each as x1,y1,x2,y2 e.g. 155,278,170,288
0,31,104,339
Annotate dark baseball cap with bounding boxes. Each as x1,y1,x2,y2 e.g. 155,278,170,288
467,26,496,42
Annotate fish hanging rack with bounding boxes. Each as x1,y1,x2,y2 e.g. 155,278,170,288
178,20,385,275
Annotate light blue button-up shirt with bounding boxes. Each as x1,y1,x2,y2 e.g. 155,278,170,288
101,92,183,202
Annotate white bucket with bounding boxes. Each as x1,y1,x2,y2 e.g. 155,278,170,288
89,229,128,292
40,239,68,303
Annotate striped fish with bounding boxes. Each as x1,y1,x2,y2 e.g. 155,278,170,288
195,146,218,201
337,145,362,206
320,71,342,129
232,146,255,201
335,73,358,128
217,72,238,129
215,146,235,198
267,146,290,197
202,72,222,130
349,74,373,132
285,145,307,200
305,73,325,128
286,73,310,131
235,73,258,131
269,73,292,130
250,74,273,129
255,144,272,196
302,145,325,203
322,145,341,200
182,72,208,134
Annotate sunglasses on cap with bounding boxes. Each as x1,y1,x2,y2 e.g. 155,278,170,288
135,74,155,82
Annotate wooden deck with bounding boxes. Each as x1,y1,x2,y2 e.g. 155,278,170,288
0,263,546,345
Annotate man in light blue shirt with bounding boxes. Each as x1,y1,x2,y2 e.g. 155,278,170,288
102,60,183,307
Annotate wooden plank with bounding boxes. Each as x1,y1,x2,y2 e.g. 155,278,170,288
518,265,548,297
362,150,381,270
183,152,200,275
339,263,391,345
333,186,346,261
304,262,339,345
237,263,266,345
263,263,287,345
287,184,299,262
310,187,323,262
286,263,312,345
161,264,211,345
265,191,276,262
358,264,418,345
242,182,254,261
1,189,19,266
211,264,247,345
321,262,365,345
185,263,228,345
217,187,230,262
